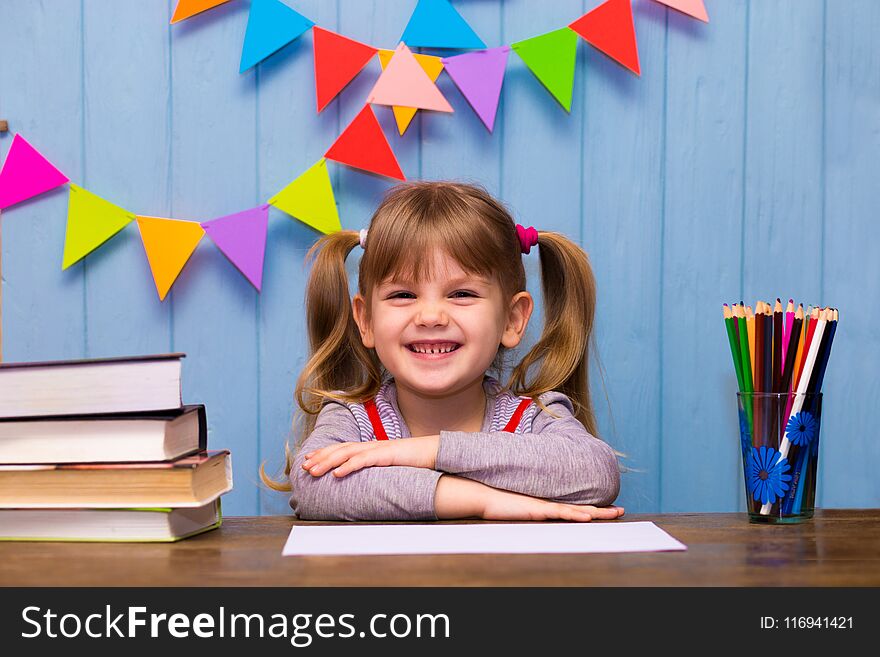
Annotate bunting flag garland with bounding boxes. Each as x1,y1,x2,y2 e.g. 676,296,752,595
0,4,713,299
367,43,453,113
400,0,486,49
442,47,510,132
0,134,69,210
325,105,406,181
268,158,341,235
239,0,315,73
313,27,378,113
653,0,709,23
569,0,641,76
201,205,269,291
511,28,579,112
170,0,231,24
377,49,445,135
136,216,205,301
62,185,135,270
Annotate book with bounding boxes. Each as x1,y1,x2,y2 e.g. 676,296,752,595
0,500,221,542
0,353,185,419
0,450,232,508
0,404,206,464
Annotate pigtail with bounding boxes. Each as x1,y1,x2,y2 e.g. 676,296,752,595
508,231,599,437
260,230,383,492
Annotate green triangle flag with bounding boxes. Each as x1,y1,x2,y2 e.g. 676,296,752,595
62,184,136,269
511,27,579,112
268,158,341,234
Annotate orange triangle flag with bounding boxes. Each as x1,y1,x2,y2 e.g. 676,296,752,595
569,0,640,76
136,216,205,301
313,27,378,112
325,105,405,181
367,43,452,112
170,0,231,24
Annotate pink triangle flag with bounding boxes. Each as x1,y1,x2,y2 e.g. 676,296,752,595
653,0,709,23
367,42,453,112
200,204,269,291
441,46,509,132
0,134,70,210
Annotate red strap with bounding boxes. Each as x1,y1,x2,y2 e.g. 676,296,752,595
502,398,533,433
364,399,389,441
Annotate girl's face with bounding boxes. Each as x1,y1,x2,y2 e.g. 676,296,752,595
353,249,533,397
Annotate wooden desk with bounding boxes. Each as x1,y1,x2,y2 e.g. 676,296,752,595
1,509,878,586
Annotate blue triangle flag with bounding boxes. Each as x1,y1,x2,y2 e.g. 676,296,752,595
401,0,486,49
240,0,315,73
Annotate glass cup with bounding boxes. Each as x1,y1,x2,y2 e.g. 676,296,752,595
736,392,822,524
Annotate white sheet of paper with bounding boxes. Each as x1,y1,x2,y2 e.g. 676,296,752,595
283,521,687,556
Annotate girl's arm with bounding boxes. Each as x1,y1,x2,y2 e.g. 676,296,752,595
289,402,444,521
434,474,625,522
434,392,621,506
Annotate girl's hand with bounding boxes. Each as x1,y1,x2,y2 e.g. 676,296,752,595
482,488,625,522
302,435,440,478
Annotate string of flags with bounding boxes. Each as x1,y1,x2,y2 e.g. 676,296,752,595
0,0,709,301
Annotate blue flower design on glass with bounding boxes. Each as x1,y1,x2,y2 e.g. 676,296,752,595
786,411,817,447
739,413,752,456
747,445,792,505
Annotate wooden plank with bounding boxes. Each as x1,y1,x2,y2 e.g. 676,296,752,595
82,0,172,359
822,0,880,508
582,0,669,512
0,2,85,363
257,0,339,515
170,0,259,515
662,1,747,511
501,1,584,417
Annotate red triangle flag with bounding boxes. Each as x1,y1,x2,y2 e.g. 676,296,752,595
313,27,378,112
569,0,640,76
325,105,405,181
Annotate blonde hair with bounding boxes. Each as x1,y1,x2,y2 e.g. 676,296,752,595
262,181,604,491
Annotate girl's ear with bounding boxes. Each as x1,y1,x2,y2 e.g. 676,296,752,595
352,293,375,349
501,291,534,349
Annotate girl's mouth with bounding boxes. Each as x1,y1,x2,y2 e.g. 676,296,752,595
405,342,462,359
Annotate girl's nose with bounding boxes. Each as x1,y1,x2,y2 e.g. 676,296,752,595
415,301,448,326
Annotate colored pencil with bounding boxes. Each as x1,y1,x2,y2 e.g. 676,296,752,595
782,299,794,371
772,299,783,393
734,305,754,428
746,305,755,384
791,304,805,392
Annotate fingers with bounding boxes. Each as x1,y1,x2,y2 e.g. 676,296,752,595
548,503,625,522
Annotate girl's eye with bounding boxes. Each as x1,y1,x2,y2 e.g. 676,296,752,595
388,292,415,299
451,290,476,298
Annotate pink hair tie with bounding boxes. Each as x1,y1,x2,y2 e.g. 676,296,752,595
515,224,539,255
359,228,368,249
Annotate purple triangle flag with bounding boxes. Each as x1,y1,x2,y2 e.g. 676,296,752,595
0,134,70,210
441,46,510,132
201,204,269,291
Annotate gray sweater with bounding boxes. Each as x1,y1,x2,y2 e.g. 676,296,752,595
288,375,621,520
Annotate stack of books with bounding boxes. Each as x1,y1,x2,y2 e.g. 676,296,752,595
0,353,233,542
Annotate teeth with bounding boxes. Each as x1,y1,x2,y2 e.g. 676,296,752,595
409,343,458,354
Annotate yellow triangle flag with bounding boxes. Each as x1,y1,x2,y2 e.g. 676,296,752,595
268,158,341,234
378,49,445,135
136,215,205,301
62,184,135,270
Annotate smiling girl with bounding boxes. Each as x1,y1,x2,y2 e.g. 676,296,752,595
264,181,623,522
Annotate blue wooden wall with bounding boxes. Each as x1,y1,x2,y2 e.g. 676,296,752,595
1,1,877,515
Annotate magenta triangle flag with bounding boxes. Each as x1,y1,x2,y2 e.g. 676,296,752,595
0,134,70,210
200,204,269,291
441,46,509,132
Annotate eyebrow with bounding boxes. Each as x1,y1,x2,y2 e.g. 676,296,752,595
381,275,491,288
